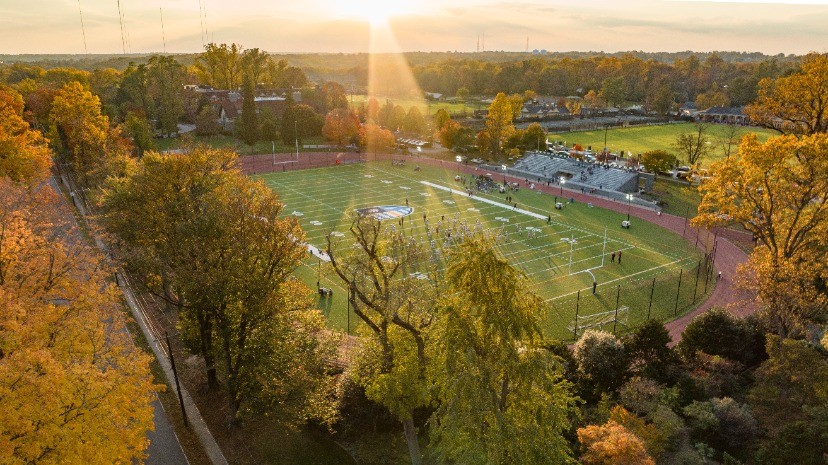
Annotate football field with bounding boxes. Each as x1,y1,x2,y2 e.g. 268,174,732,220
258,161,707,340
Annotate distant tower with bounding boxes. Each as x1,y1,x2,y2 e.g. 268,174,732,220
476,33,480,52
482,32,485,52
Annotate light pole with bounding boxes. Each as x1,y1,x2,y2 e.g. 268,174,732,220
456,155,462,174
626,193,633,221
560,177,566,197
502,164,507,184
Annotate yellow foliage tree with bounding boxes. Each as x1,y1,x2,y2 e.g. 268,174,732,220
693,134,828,338
0,180,156,464
0,87,51,184
746,53,828,135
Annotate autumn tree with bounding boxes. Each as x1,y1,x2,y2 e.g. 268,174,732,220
673,122,712,166
322,108,360,146
746,53,828,135
49,81,134,188
101,148,336,424
694,134,828,339
326,214,439,465
480,92,517,159
360,122,395,154
0,86,51,183
429,236,578,465
0,179,156,463
577,419,655,465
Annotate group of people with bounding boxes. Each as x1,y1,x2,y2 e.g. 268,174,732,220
610,251,623,264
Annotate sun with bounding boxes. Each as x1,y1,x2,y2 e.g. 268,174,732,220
335,0,413,25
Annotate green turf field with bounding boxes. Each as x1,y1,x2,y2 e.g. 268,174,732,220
257,161,712,340
549,123,776,166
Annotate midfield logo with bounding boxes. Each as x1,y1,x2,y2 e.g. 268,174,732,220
355,205,414,221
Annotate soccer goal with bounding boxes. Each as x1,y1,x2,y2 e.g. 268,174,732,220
568,305,629,338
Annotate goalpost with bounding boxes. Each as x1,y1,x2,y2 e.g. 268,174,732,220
569,305,629,339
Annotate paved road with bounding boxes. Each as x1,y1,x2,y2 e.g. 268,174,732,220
145,398,189,465
51,177,190,465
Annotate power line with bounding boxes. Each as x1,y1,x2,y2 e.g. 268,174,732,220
116,0,127,54
198,0,205,47
160,6,167,53
77,0,88,54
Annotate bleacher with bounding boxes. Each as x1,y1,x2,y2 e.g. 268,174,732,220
512,152,638,193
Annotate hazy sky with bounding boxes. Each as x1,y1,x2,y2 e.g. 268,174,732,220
1,0,827,55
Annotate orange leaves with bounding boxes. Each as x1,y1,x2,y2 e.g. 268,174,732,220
577,418,656,465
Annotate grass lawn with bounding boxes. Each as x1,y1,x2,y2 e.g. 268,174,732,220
349,94,483,117
548,123,777,167
257,161,711,341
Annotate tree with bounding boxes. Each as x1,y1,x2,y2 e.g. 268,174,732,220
281,103,323,147
695,84,730,110
640,149,676,173
601,76,626,108
236,78,259,148
101,148,336,424
693,134,828,339
717,123,744,158
438,119,462,149
749,335,828,456
195,43,243,90
402,106,425,134
522,122,547,151
432,108,451,131
623,319,676,382
123,112,155,157
584,89,605,109
573,330,629,396
326,214,439,465
145,55,184,137
239,47,270,88
673,122,712,166
577,420,656,465
746,53,828,135
429,236,578,465
0,86,51,183
647,84,675,116
360,122,395,154
49,81,133,188
0,179,156,463
481,92,517,160
677,308,765,366
322,108,360,146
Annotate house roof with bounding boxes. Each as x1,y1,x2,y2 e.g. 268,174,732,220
698,106,745,116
